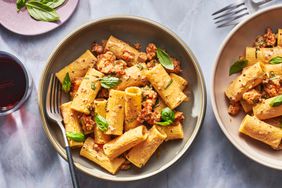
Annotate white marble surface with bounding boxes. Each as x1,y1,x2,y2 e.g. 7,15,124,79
1,0,282,187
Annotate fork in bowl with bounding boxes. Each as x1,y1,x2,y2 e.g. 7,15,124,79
212,0,273,28
46,74,80,188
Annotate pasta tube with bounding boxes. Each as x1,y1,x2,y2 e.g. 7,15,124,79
115,63,147,90
105,90,125,135
245,47,257,65
146,64,188,109
60,102,84,148
170,73,188,91
124,87,142,131
103,126,148,159
80,137,125,174
126,125,167,168
225,62,264,102
263,64,282,75
156,122,184,141
239,115,282,149
240,100,253,113
71,68,104,114
93,99,111,144
257,47,282,63
56,50,96,83
253,96,282,120
105,36,147,66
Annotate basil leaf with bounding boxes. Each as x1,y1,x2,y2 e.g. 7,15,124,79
229,59,248,75
269,56,282,64
26,1,60,22
41,0,65,8
66,132,85,142
269,95,282,107
156,120,173,126
62,73,71,93
16,0,27,11
156,107,175,126
161,107,175,121
95,114,109,132
100,76,121,89
156,48,174,70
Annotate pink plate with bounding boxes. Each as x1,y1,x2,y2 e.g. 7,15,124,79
0,0,79,36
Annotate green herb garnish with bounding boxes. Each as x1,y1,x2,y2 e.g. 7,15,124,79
16,0,27,11
95,114,109,132
229,59,248,75
156,107,175,126
62,72,71,93
66,132,85,142
26,1,59,22
269,95,282,107
40,0,65,8
269,56,282,64
100,76,121,89
156,48,174,70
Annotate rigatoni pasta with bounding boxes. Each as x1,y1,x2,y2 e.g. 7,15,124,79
56,50,96,83
71,68,103,114
103,126,148,159
105,89,125,135
56,35,189,174
126,125,167,168
225,28,282,150
80,137,125,174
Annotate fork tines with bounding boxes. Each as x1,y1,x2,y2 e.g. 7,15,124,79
46,74,62,116
212,1,250,28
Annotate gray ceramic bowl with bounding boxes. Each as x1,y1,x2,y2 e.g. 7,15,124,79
212,5,282,170
38,16,206,181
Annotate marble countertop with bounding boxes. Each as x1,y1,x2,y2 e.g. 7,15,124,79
1,0,282,187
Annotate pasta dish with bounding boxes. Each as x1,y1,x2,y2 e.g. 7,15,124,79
55,36,189,174
226,28,282,150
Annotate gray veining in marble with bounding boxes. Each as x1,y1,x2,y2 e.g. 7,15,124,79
1,0,282,187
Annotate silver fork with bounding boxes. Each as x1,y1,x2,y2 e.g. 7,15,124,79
212,0,273,28
46,74,80,188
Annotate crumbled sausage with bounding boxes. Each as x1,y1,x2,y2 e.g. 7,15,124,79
97,88,109,98
121,50,135,62
174,111,184,123
120,160,131,170
228,101,240,116
137,87,161,125
254,28,276,48
134,43,141,50
96,51,127,76
242,89,262,105
91,42,104,55
80,114,95,133
146,43,157,60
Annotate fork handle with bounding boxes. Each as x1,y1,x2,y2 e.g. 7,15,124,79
66,146,80,188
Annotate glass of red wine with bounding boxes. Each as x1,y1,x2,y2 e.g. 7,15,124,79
0,51,33,116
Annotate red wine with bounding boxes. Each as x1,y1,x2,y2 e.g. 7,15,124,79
0,54,27,111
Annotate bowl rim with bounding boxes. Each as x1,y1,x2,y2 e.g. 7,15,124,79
211,4,282,170
38,15,207,181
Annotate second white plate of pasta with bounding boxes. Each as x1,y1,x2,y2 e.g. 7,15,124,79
39,16,206,181
212,5,282,170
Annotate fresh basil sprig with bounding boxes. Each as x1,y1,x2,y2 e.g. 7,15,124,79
16,0,27,11
66,132,85,142
156,48,174,70
26,1,59,22
95,114,109,132
156,107,175,126
41,0,65,9
229,59,248,75
100,76,121,89
269,95,282,107
62,72,71,93
269,56,282,64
